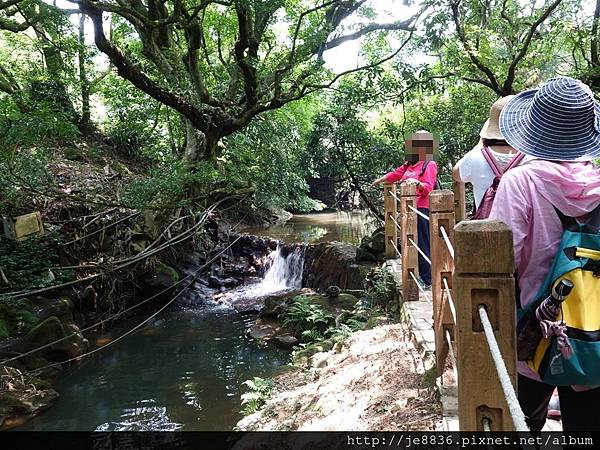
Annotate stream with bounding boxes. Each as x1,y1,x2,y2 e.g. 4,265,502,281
18,211,374,431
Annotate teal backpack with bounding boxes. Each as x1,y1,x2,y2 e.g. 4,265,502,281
517,205,600,385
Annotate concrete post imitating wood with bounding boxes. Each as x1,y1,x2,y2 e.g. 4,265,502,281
429,190,456,375
399,184,419,301
384,183,398,260
454,220,517,431
453,180,466,223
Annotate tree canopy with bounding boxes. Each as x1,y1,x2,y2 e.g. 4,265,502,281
1,0,599,214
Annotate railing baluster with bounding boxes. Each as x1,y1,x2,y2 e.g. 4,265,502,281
453,220,517,431
399,184,419,302
429,190,456,375
384,183,398,260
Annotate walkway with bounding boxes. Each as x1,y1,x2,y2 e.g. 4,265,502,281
385,258,562,432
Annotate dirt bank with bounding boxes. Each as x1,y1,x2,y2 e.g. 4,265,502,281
237,324,441,431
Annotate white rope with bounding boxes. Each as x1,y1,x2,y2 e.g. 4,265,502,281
389,191,401,203
478,305,529,432
482,417,492,432
445,329,458,384
442,277,457,324
409,270,426,295
390,239,401,257
440,225,454,260
407,205,430,221
408,237,431,265
390,214,401,231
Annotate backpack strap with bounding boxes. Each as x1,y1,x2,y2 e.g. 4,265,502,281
584,203,600,232
481,146,503,178
506,152,526,171
554,207,579,232
419,160,430,177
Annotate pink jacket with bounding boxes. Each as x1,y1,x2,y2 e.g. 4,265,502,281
489,159,600,381
384,161,438,209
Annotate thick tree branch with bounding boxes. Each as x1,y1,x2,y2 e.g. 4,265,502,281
449,0,502,94
323,19,416,51
234,1,258,106
502,0,562,94
81,1,210,132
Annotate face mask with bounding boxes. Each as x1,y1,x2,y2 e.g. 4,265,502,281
406,154,419,163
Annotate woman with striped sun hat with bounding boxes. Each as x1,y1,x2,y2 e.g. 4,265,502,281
489,76,600,431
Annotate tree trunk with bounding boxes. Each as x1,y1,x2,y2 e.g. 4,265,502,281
184,119,207,164
78,14,92,134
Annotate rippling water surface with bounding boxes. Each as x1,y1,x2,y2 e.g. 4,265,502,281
21,211,373,430
21,300,289,431
243,211,376,245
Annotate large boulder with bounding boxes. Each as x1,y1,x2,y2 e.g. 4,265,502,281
140,264,180,289
304,242,374,290
13,316,88,363
356,228,386,262
30,296,74,323
259,288,313,317
0,387,59,429
247,317,295,347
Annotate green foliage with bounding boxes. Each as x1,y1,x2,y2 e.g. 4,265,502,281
422,0,579,94
0,234,71,294
363,267,397,310
281,297,334,337
0,297,39,338
325,323,354,343
0,147,54,216
240,377,275,416
225,97,324,212
100,73,179,161
300,328,325,343
0,100,79,149
121,160,220,209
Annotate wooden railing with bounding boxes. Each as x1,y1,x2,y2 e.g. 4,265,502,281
383,183,524,431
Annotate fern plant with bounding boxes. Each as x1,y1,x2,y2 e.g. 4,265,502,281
301,329,324,343
325,323,353,343
240,377,275,416
281,297,334,335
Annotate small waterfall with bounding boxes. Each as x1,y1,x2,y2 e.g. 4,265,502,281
260,245,305,291
234,244,305,299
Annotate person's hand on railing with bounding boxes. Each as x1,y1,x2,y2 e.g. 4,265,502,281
370,177,386,187
402,178,419,186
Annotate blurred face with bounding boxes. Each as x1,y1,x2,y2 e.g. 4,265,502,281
404,132,439,163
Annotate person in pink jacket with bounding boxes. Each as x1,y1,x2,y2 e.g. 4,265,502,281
371,130,439,288
489,77,600,431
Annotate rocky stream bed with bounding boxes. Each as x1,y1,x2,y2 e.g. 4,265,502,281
0,224,390,430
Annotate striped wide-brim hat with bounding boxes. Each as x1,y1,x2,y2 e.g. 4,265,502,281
499,77,600,161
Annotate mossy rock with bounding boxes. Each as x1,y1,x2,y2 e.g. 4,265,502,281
15,316,66,353
0,299,39,339
31,296,73,322
142,263,180,288
356,247,378,263
370,231,386,254
310,339,334,353
291,293,358,313
14,316,86,361
364,315,393,330
260,288,309,317
0,388,59,428
328,293,359,310
63,147,84,161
